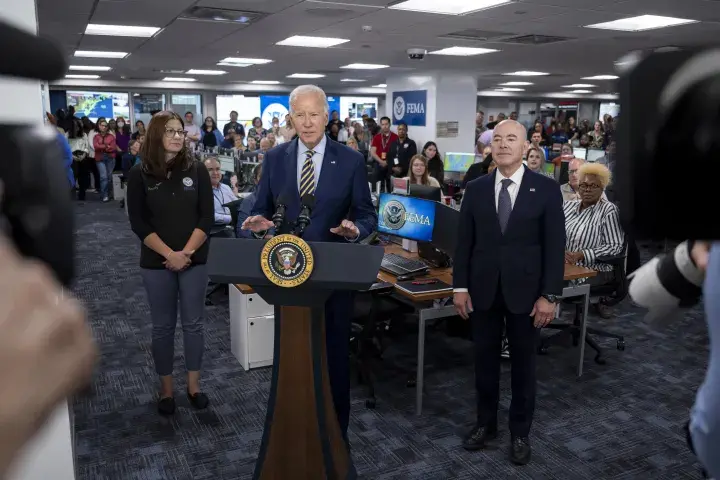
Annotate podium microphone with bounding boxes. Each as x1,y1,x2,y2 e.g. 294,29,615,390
272,194,290,232
294,194,316,237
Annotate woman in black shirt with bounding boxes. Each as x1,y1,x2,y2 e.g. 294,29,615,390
126,111,214,416
422,141,444,187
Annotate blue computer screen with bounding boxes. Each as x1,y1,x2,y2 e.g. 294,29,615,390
377,193,435,242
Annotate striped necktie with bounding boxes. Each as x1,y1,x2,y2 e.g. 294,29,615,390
300,150,316,197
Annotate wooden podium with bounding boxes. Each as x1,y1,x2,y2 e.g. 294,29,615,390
208,237,383,479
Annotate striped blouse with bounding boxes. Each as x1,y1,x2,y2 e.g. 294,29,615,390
563,199,625,272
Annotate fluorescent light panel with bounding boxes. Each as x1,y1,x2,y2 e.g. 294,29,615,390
340,79,366,82
499,81,533,86
163,77,196,82
186,69,226,75
503,71,550,76
276,35,349,48
220,57,272,65
85,24,160,37
389,0,512,15
251,80,280,84
65,74,100,79
570,90,592,93
562,84,596,88
287,73,325,78
373,84,387,88
430,46,499,56
496,87,524,91
74,50,128,59
340,63,389,70
218,62,251,68
585,15,698,32
582,75,619,80
69,65,112,71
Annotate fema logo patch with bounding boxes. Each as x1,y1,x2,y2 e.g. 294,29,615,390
182,177,193,187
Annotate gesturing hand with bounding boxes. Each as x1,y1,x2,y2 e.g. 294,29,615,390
531,297,556,328
565,251,584,264
330,220,360,239
691,241,710,273
241,215,274,233
453,292,473,320
164,251,191,272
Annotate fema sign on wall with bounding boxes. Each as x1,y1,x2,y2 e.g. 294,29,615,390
392,90,427,126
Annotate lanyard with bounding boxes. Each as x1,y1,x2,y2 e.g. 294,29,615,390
381,134,391,150
213,188,229,214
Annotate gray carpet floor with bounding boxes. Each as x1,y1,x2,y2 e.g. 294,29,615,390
71,197,707,479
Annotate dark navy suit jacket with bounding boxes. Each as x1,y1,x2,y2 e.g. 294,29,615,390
453,166,566,314
251,136,377,242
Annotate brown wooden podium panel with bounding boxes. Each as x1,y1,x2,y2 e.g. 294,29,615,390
255,306,352,480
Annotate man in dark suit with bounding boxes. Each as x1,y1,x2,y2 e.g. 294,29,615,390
241,84,378,441
453,120,565,465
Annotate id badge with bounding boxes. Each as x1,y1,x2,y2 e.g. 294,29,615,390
394,157,399,165
381,152,387,160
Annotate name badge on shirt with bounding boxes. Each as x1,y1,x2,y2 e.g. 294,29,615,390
404,143,408,149
381,152,387,160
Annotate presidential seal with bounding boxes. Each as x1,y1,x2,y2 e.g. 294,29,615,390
382,199,407,231
260,234,314,288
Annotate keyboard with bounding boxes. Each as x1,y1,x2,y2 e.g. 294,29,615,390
380,253,429,277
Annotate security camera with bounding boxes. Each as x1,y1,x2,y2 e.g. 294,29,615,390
407,48,427,60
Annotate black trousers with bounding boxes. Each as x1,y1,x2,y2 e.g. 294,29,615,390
76,157,95,200
471,287,538,437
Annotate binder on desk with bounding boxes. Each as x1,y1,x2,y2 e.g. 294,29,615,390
395,278,452,295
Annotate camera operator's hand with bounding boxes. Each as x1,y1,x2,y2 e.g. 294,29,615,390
691,241,710,273
0,237,96,475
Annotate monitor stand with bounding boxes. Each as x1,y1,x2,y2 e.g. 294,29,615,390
402,239,418,253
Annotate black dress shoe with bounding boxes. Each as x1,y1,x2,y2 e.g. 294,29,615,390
158,396,176,416
509,436,531,465
187,390,209,410
462,424,498,451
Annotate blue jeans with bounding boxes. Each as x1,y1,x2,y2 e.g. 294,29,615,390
140,265,208,376
97,154,116,198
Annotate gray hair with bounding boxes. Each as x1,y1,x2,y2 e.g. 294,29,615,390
289,84,328,115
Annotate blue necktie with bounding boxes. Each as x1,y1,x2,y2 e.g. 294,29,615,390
498,178,513,234
300,150,316,197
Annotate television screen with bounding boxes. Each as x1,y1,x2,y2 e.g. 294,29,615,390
378,193,435,242
443,152,475,172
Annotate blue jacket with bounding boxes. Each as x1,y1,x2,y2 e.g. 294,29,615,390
57,132,75,188
201,128,224,147
251,136,377,242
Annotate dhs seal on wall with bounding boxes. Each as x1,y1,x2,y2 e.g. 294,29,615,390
382,199,407,231
393,96,406,122
260,234,315,288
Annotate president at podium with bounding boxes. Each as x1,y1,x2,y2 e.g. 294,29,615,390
242,84,377,438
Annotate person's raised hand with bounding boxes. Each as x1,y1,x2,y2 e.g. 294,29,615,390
0,238,96,474
241,215,274,233
453,291,473,320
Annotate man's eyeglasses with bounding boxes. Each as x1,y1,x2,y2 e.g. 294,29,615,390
164,129,187,138
578,182,602,191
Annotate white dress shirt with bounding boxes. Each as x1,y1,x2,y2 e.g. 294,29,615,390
212,182,236,225
297,135,326,192
455,165,525,294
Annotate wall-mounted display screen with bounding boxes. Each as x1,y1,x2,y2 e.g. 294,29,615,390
340,96,378,122
67,91,130,122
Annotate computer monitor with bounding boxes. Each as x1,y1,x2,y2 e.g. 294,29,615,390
377,193,435,242
409,183,442,202
586,149,605,162
430,202,459,255
443,152,475,172
573,147,587,161
218,155,235,173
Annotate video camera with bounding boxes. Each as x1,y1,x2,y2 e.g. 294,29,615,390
0,19,74,285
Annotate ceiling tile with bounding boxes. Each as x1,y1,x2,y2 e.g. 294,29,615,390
91,0,198,27
195,0,303,14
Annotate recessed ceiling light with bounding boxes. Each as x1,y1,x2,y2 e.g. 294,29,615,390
585,15,698,32
503,71,550,76
496,87,524,92
569,90,592,93
340,63,389,70
186,69,226,75
340,79,366,82
65,74,100,79
163,77,196,82
287,73,326,78
218,62,251,68
69,65,112,72
251,80,280,85
562,84,596,88
74,50,128,59
373,84,387,88
276,35,349,48
389,0,513,16
582,75,619,80
85,24,160,37
429,46,499,56
499,81,533,86
220,57,273,65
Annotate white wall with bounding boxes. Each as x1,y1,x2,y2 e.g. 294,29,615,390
385,74,437,149
578,101,599,123
434,74,477,155
0,3,77,479
476,98,516,122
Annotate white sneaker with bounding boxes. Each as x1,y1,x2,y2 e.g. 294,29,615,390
102,196,109,202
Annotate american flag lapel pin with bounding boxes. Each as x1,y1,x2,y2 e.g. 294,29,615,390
530,188,536,192
331,160,336,164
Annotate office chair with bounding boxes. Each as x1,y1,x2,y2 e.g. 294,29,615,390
205,199,244,305
539,240,629,365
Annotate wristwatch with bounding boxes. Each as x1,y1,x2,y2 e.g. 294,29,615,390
542,294,560,303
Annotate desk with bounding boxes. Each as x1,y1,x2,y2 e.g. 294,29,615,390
378,244,596,415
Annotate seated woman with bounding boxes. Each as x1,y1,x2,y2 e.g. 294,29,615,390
563,163,625,318
526,146,554,179
404,154,441,188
